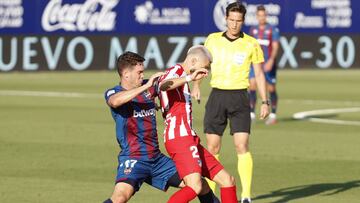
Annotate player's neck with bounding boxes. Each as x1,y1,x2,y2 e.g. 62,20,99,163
225,31,241,39
259,23,266,29
181,62,191,74
120,81,133,90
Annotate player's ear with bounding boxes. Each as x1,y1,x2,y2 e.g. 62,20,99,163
190,57,197,66
122,69,130,78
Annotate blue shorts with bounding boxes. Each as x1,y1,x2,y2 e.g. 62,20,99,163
249,64,277,85
115,153,178,192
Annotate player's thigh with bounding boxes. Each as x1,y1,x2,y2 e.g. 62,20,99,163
265,67,277,86
148,154,180,190
204,89,228,135
227,90,251,135
197,143,224,180
165,137,203,179
116,157,150,192
112,182,135,202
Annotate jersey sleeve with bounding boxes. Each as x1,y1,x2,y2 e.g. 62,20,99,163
204,34,214,56
156,66,183,94
249,27,255,37
272,27,280,42
104,87,120,105
251,40,265,64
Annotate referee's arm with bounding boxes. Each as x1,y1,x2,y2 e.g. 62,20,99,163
253,63,270,119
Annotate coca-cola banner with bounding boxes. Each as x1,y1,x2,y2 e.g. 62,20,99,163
1,35,359,72
0,0,359,34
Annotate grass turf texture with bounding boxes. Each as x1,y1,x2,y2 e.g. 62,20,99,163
0,70,359,203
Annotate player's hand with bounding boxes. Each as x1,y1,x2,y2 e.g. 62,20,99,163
259,104,270,120
191,84,201,104
146,72,164,87
264,59,274,72
191,68,208,81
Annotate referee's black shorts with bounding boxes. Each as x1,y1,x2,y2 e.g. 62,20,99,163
204,88,251,136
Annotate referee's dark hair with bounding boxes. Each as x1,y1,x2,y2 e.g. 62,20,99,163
116,51,145,77
226,1,247,19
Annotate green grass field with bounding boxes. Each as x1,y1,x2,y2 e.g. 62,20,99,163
1,70,359,203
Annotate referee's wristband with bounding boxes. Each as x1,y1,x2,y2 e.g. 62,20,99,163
261,100,270,105
185,75,192,82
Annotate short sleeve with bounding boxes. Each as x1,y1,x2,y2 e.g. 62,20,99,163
104,87,120,104
272,27,280,42
251,41,265,64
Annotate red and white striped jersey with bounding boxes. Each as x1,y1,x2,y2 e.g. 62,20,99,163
158,64,197,142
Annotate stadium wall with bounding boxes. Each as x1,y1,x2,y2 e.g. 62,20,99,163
0,0,359,71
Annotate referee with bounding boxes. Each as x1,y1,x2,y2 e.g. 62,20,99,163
192,3,269,203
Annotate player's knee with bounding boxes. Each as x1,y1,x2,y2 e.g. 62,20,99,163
235,143,248,154
207,143,221,154
187,179,203,194
111,192,130,203
214,170,235,187
222,174,235,187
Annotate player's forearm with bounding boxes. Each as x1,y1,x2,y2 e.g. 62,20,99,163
108,84,149,108
160,76,189,91
254,65,268,101
269,41,279,61
193,80,201,87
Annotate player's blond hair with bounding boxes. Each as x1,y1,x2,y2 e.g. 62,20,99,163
187,45,213,63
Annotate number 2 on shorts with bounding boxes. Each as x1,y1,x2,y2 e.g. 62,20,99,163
190,146,199,158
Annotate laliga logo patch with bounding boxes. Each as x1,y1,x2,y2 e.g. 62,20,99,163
213,0,235,31
124,167,132,175
144,91,151,99
197,159,202,167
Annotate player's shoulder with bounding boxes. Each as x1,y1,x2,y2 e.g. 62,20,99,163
243,32,258,43
249,25,258,31
206,32,223,40
105,85,121,99
267,23,280,31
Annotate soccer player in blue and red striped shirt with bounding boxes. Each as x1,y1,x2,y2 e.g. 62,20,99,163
249,5,280,125
103,51,219,203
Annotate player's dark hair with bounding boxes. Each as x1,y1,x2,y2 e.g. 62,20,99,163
116,51,145,76
257,5,266,12
226,1,247,19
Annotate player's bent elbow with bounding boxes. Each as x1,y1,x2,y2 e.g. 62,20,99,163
107,97,123,108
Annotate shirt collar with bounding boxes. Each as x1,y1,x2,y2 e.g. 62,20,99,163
222,31,244,42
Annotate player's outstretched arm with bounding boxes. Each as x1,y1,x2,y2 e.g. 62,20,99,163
160,68,208,91
107,72,164,108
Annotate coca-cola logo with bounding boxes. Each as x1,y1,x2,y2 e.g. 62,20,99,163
41,0,119,32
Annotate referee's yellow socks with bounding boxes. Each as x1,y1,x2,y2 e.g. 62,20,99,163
206,154,219,192
237,152,253,198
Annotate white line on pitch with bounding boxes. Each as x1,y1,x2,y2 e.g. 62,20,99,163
1,90,360,107
283,99,360,106
293,107,360,126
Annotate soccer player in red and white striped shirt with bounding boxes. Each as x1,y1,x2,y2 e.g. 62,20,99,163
158,45,238,203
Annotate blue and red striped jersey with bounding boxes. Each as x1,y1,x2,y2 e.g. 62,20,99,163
104,84,160,160
250,23,280,61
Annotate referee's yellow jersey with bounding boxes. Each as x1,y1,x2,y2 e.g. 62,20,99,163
204,32,264,90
